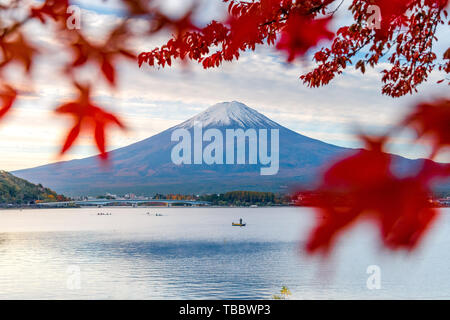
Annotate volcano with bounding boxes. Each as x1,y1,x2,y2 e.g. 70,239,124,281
12,101,421,196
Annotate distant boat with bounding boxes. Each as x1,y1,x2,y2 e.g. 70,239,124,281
232,222,246,227
250,205,258,208
232,218,246,227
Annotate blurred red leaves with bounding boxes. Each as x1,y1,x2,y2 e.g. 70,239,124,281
55,83,125,160
300,158,441,254
30,0,70,24
296,100,450,255
404,99,450,158
68,28,136,87
0,32,37,73
0,85,17,120
276,15,334,62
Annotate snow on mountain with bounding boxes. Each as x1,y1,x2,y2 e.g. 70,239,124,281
176,101,281,129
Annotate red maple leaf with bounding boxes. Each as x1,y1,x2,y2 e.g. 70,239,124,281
69,27,136,87
276,14,334,62
372,0,411,40
0,32,38,73
373,175,438,250
403,98,450,158
55,83,126,159
227,14,262,52
0,85,17,120
30,0,70,24
298,136,442,255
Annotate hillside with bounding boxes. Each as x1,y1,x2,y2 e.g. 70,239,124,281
0,170,67,204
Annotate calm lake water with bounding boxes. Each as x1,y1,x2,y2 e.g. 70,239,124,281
0,207,449,299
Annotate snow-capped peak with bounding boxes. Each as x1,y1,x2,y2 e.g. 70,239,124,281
177,101,281,129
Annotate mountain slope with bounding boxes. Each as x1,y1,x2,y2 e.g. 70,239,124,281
12,101,424,196
0,170,67,204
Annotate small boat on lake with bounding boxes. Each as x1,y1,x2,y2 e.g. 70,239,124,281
232,218,246,227
232,223,246,227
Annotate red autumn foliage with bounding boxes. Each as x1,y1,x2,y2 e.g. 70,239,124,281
0,1,448,255
139,0,449,98
139,0,339,71
371,0,410,41
30,0,71,23
0,85,17,120
55,83,125,159
296,136,448,254
0,32,38,73
403,99,450,158
276,14,334,62
301,0,449,96
67,27,136,87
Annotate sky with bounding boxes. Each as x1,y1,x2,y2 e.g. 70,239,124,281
0,0,449,171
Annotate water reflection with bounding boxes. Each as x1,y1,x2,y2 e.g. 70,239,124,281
0,207,449,299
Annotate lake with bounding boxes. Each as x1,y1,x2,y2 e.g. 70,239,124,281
0,207,449,299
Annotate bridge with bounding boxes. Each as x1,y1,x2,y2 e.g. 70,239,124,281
37,199,210,207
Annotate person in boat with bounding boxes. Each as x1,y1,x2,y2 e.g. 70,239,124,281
239,218,243,225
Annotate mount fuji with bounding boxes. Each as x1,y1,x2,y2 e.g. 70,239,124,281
12,101,420,196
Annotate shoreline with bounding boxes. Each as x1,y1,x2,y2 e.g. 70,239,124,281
1,204,449,210
0,204,296,210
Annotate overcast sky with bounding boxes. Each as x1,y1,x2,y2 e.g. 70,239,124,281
0,0,448,171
